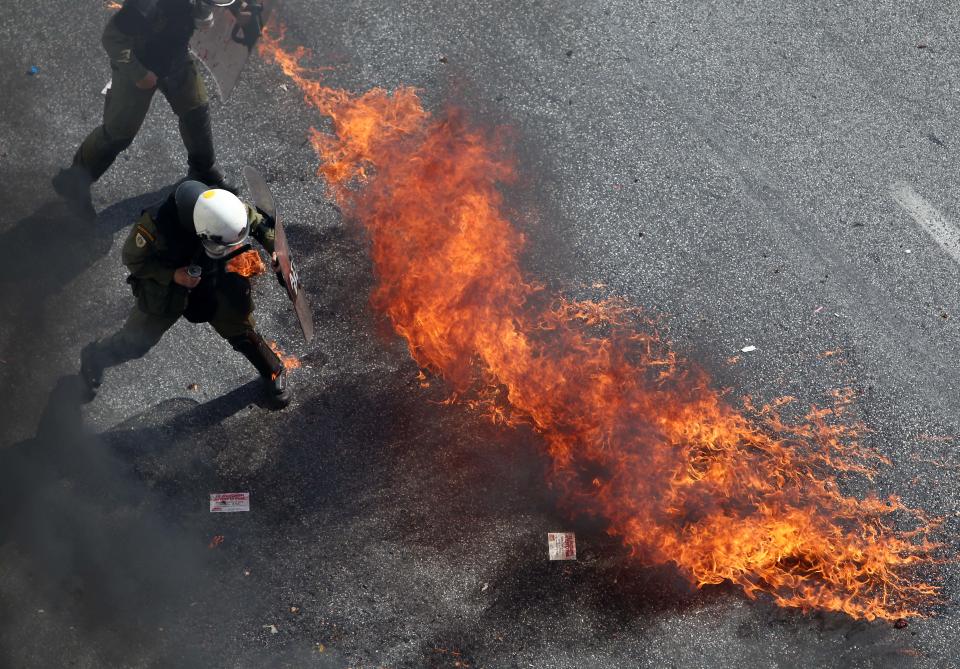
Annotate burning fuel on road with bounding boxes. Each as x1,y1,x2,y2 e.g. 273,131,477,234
258,27,941,621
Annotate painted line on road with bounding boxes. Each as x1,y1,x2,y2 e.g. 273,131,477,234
890,181,960,265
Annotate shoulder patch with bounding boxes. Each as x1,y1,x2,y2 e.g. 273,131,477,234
135,224,155,242
135,233,147,248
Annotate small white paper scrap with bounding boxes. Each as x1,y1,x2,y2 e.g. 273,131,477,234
548,532,577,561
741,345,756,353
210,492,250,512
101,79,112,96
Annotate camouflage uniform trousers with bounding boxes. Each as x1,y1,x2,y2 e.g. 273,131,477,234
94,277,281,381
72,59,215,181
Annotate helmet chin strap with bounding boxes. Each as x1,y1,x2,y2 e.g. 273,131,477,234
204,241,252,261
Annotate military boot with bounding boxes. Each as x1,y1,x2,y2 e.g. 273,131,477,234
179,105,238,194
186,164,238,194
52,166,96,220
228,332,291,409
267,368,291,408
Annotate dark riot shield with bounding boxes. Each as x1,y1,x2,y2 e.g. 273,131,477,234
190,0,281,100
244,166,315,343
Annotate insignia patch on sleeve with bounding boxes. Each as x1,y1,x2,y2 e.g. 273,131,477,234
134,224,155,248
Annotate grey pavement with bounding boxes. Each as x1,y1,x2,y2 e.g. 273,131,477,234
0,1,958,667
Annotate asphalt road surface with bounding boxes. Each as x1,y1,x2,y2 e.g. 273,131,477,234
2,1,959,667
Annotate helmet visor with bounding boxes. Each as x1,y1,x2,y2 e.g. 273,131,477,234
200,219,250,258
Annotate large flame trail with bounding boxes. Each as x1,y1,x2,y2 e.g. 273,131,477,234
258,29,940,621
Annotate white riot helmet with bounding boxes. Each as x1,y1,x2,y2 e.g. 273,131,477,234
175,181,249,259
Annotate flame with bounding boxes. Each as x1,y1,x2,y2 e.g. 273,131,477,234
258,27,942,620
104,1,121,10
225,249,267,278
268,340,301,371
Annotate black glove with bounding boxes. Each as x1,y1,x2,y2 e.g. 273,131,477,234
230,2,264,48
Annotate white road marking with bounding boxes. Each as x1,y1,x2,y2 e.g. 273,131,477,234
890,181,960,264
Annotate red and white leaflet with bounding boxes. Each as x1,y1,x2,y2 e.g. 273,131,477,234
210,492,250,513
548,532,577,560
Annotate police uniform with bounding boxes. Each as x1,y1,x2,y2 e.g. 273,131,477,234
58,0,230,196
82,189,286,396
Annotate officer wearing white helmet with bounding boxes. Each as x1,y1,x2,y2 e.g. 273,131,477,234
190,181,251,258
79,180,292,408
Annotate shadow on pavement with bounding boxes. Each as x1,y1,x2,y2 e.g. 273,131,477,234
0,191,168,292
0,374,209,667
0,189,173,445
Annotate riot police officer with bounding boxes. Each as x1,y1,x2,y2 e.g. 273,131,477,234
53,0,244,216
80,180,292,408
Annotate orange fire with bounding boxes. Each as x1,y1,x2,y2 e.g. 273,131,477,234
268,340,301,371
225,249,267,278
259,28,941,620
